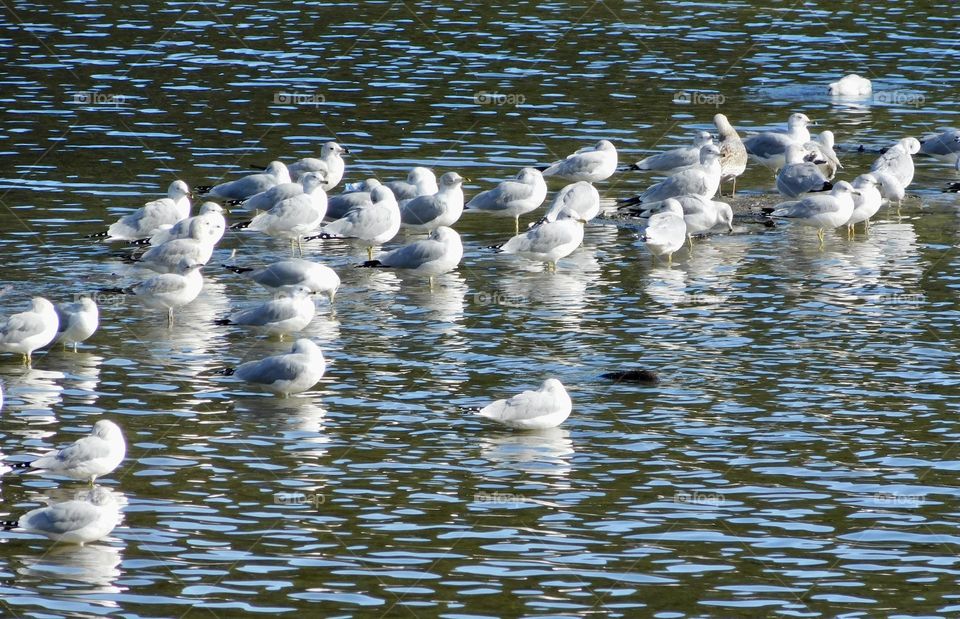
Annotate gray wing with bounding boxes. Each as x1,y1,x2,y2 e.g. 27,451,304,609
920,130,960,157
380,239,446,269
0,311,51,345
55,302,80,334
633,147,699,172
34,436,111,470
502,221,579,255
777,163,830,197
384,180,417,201
774,194,837,217
252,263,309,288
208,173,277,200
132,273,188,297
743,133,792,159
480,389,555,422
108,201,180,239
230,299,302,326
326,192,372,221
242,183,304,211
235,355,304,384
467,180,533,212
544,150,607,178
325,204,391,238
400,194,444,226
640,170,707,202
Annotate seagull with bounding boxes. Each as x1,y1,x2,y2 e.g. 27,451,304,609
197,161,291,201
215,285,316,339
776,144,833,198
131,217,219,273
541,140,618,183
91,180,192,241
873,170,906,210
743,112,813,170
771,180,859,245
138,202,226,247
828,74,872,96
384,167,439,202
232,171,328,255
628,194,733,247
0,297,59,365
641,198,687,265
919,129,960,165
100,259,204,325
359,226,463,288
6,419,126,484
464,168,548,235
325,179,382,221
871,137,922,197
847,174,883,236
542,181,600,223
714,113,748,196
494,208,585,270
1,486,123,545
222,258,340,302
474,378,572,430
305,185,400,260
807,130,842,179
630,131,713,173
55,295,99,352
288,142,349,190
228,168,328,214
619,144,722,206
399,172,466,233
222,338,326,397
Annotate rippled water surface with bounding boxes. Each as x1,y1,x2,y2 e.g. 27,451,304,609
1,0,960,616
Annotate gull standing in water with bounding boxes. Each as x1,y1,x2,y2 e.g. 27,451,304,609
400,172,466,233
141,202,226,247
55,296,99,352
807,130,842,179
543,181,600,223
630,131,713,173
92,180,192,241
222,338,326,397
474,378,572,430
541,140,618,183
871,137,921,201
743,112,813,170
619,144,722,206
771,181,859,245
215,285,317,339
359,226,463,288
6,419,126,484
465,168,548,235
132,217,219,273
232,172,328,255
2,486,123,545
222,258,340,303
101,259,204,325
627,195,733,247
197,161,291,201
288,142,349,190
641,198,687,265
325,179,381,221
714,113,748,196
847,174,883,235
0,297,59,365
494,208,585,271
306,185,400,259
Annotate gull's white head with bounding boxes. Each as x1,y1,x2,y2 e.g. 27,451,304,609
198,202,224,215
31,297,55,313
168,180,191,199
832,180,860,197
900,137,921,155
92,419,124,442
322,142,349,158
699,143,722,164
788,112,812,128
265,161,289,178
693,131,713,147
370,185,397,205
300,171,328,193
595,140,616,152
518,167,544,184
662,198,685,217
291,338,323,357
438,172,464,188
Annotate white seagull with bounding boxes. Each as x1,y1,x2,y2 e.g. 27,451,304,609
6,419,126,484
541,140,618,183
55,295,99,352
0,297,59,365
475,378,573,430
224,338,326,397
399,172,466,233
464,167,548,235
359,226,463,287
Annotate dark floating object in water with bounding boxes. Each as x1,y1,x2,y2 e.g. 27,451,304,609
601,369,660,384
944,182,960,194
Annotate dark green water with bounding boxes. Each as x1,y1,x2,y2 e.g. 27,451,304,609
1,0,959,616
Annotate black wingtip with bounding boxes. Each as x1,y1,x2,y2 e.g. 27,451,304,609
357,260,384,268
213,318,232,326
810,181,833,193
196,185,213,194
304,232,336,241
486,244,505,252
249,164,267,171
98,287,128,295
534,165,549,172
226,198,246,206
86,230,109,239
616,195,643,207
11,461,30,470
600,369,661,385
216,367,236,376
222,264,254,274
128,238,152,247
944,182,960,194
458,406,482,413
1,520,17,530
230,220,252,230
760,206,776,215
627,163,641,171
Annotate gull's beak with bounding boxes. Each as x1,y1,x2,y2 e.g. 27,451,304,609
851,190,862,196
462,177,472,183
577,218,588,225
341,146,351,155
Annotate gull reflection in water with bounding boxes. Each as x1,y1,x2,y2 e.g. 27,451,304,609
1,367,66,415
479,427,575,478
402,272,467,326
41,352,104,405
17,543,123,591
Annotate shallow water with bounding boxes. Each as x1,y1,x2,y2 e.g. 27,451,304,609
1,0,960,616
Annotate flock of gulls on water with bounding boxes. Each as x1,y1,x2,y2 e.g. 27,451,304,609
1,74,959,545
